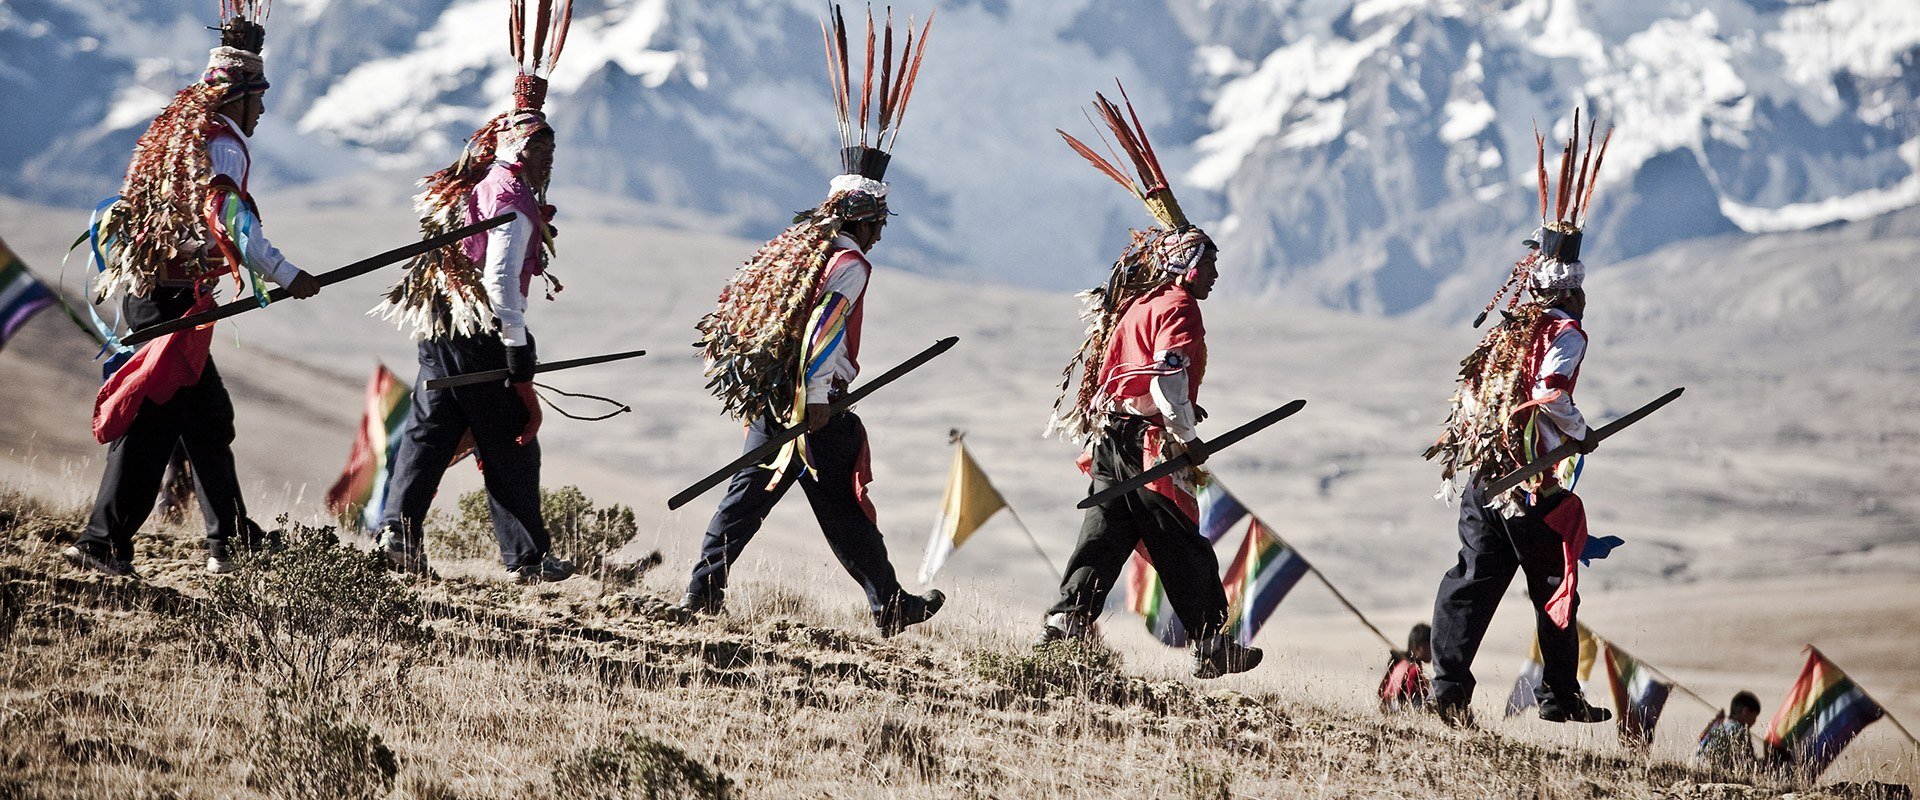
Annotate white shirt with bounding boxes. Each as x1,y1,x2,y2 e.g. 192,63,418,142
1111,352,1201,443
805,234,870,398
1530,307,1590,452
481,196,536,347
207,114,303,288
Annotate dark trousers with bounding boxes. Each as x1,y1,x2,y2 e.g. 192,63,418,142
1047,417,1229,640
686,411,904,615
378,333,547,568
78,287,257,562
1430,479,1581,707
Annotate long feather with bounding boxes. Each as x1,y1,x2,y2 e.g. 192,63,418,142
821,19,849,148
549,0,574,68
885,23,913,136
1579,126,1613,222
509,0,526,68
1570,113,1596,224
1568,107,1581,187
835,6,851,136
1095,94,1154,189
859,5,875,145
1534,125,1548,221
1059,131,1138,195
1114,81,1165,189
877,7,894,132
885,9,934,149
1553,140,1572,223
531,0,552,70
1083,108,1137,193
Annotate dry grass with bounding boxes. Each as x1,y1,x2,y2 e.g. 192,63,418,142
0,486,1908,799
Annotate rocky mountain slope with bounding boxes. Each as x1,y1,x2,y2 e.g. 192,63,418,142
4,0,1915,314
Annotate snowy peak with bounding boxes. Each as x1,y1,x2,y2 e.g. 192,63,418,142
1,0,1914,315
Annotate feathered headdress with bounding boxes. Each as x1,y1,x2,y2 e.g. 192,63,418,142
374,0,574,341
815,4,935,219
202,0,271,98
1473,108,1613,328
695,4,934,423
1047,84,1213,446
1428,110,1614,515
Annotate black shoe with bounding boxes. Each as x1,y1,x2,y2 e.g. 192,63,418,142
63,545,134,577
678,591,724,616
1192,634,1264,679
240,518,285,554
1538,695,1613,724
508,555,577,584
876,590,945,638
1434,699,1477,729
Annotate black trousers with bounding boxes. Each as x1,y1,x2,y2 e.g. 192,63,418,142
686,411,904,615
1047,417,1229,640
378,332,548,568
1430,479,1581,707
78,287,258,562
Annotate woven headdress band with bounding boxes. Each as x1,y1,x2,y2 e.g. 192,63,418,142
202,6,269,97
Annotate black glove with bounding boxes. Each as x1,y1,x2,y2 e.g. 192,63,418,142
505,343,537,383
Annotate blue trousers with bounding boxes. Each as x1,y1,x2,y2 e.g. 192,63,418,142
685,411,904,615
378,333,548,568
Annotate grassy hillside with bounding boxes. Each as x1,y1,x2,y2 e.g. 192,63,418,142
3,488,1911,799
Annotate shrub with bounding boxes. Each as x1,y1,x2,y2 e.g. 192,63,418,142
968,639,1124,698
1179,764,1233,800
432,485,637,572
551,731,733,800
252,703,399,800
193,525,426,701
0,487,86,545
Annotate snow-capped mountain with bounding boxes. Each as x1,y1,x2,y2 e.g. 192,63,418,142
3,0,1915,318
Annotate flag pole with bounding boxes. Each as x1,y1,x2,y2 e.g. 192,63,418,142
952,431,1061,581
999,505,1062,581
1227,497,1396,652
21,264,109,347
1616,647,1720,713
1876,706,1920,750
1587,629,1718,712
1299,559,1396,651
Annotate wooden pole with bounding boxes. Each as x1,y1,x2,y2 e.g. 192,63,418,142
1000,505,1062,582
1304,562,1397,652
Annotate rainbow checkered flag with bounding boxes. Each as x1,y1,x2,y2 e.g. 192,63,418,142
1124,554,1189,647
1765,647,1885,777
1221,518,1309,646
0,237,59,350
1603,642,1673,747
1196,478,1248,543
325,363,413,531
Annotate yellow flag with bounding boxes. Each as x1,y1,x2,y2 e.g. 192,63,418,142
1527,622,1601,681
918,441,1007,584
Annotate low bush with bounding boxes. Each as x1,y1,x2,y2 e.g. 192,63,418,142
193,524,426,701
432,485,636,573
251,702,399,800
551,731,733,800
